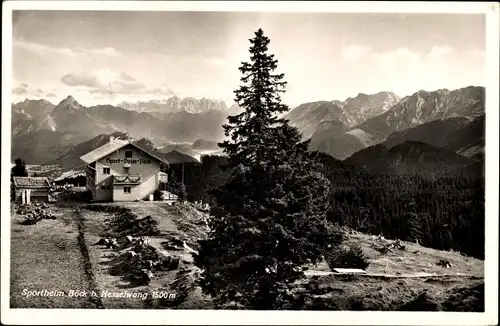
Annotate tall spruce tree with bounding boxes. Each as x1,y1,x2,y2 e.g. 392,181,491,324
12,158,28,177
194,28,341,309
404,196,422,243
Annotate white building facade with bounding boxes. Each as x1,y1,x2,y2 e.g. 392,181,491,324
80,138,169,202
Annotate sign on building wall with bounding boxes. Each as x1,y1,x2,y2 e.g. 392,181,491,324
105,158,152,165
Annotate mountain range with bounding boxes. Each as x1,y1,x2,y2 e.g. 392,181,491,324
11,85,485,178
284,91,400,139
118,96,228,114
11,95,233,163
289,86,485,160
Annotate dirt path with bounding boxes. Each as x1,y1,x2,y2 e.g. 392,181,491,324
10,206,98,308
80,207,152,309
305,270,481,279
74,208,104,309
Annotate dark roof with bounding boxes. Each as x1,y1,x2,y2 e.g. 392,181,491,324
129,142,170,166
13,177,51,189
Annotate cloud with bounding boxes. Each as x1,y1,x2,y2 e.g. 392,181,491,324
60,67,176,99
14,39,78,57
92,47,121,57
46,92,58,98
370,47,422,68
61,68,145,94
341,44,372,61
427,45,454,60
12,86,28,95
21,83,28,88
14,40,122,58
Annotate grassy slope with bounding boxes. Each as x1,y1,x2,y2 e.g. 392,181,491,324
296,232,484,311
83,202,484,310
313,232,483,277
10,206,96,308
80,201,213,309
10,200,484,310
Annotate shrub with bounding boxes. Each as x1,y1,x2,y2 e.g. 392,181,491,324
326,242,370,270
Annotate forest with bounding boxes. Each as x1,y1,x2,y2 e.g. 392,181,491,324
168,151,484,260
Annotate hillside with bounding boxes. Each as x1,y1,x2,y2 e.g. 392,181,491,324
11,130,82,165
384,114,485,160
192,139,220,151
11,200,482,310
284,101,355,139
344,141,477,175
163,150,200,164
308,120,366,160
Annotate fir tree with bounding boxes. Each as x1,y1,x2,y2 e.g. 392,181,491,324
12,158,28,177
11,158,28,202
194,28,341,309
404,196,422,243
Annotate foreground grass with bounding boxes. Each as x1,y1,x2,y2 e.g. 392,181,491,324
9,200,484,311
10,206,96,308
80,201,213,309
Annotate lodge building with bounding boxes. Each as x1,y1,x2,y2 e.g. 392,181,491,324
80,137,169,202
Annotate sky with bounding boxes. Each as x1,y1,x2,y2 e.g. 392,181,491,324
11,11,486,107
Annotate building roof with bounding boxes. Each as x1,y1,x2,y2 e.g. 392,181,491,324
13,177,51,189
80,139,169,166
80,139,129,164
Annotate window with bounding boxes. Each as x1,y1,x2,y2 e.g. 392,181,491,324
101,185,110,190
124,186,131,194
123,167,130,175
103,167,110,174
160,163,167,173
125,151,133,158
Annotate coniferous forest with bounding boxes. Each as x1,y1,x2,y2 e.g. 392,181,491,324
169,152,484,260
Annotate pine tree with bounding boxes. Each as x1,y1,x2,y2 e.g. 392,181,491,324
404,196,422,244
11,158,28,202
194,28,341,309
12,158,28,177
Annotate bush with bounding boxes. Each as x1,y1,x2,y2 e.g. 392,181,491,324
326,242,370,270
153,189,162,201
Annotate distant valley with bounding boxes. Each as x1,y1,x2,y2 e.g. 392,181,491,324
11,96,233,166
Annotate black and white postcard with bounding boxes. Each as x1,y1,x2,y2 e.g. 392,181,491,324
1,1,498,325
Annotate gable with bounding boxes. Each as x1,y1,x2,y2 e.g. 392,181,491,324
100,144,167,166
80,140,168,166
